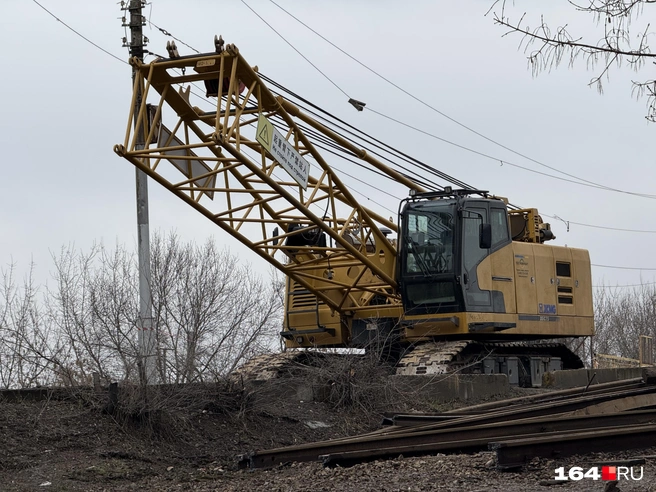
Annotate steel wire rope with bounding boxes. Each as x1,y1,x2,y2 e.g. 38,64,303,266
302,130,441,194
264,78,540,212
268,113,439,196
265,116,406,203
295,110,461,193
239,144,397,218
265,96,467,204
279,101,452,191
262,75,476,191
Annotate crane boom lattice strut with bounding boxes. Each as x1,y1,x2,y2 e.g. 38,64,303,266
114,44,408,317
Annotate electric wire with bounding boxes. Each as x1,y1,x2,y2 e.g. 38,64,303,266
542,217,656,234
592,264,656,271
35,1,653,272
239,0,349,98
593,282,656,288
367,107,656,198
32,0,656,236
148,20,201,54
264,0,656,200
32,0,127,64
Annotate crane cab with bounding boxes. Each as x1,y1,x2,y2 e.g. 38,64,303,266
397,189,594,340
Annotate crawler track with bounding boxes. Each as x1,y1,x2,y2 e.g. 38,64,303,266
395,340,583,377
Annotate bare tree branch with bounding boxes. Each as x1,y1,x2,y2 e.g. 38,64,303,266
490,0,656,120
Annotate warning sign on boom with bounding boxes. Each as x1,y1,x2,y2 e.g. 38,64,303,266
256,114,309,190
257,120,271,148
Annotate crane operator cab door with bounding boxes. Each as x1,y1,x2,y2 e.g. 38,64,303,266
460,202,514,317
399,200,464,317
398,196,515,334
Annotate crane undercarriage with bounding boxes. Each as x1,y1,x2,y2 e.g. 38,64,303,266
233,340,583,388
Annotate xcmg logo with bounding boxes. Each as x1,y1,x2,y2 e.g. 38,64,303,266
538,303,557,315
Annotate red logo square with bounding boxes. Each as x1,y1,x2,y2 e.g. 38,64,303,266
602,466,617,481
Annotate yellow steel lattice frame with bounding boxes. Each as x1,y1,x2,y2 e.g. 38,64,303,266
114,45,416,315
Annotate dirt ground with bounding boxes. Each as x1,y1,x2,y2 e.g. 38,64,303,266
1,387,656,492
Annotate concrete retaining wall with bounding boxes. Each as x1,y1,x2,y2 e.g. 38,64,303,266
389,374,510,404
246,373,510,405
248,368,645,407
543,367,644,389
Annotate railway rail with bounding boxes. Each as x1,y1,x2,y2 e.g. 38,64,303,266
238,370,656,470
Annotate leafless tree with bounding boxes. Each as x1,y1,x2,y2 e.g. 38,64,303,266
489,1,656,120
0,262,57,387
0,235,281,389
45,243,140,384
591,282,656,361
150,233,281,383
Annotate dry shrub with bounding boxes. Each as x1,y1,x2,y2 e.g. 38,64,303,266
99,379,249,439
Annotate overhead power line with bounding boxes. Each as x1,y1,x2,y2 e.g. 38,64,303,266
543,214,656,234
148,20,201,54
239,0,350,99
593,282,656,289
592,264,656,271
35,3,656,272
365,108,656,196
263,0,656,200
32,0,127,64
138,11,656,234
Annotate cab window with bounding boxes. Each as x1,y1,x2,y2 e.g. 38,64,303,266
463,207,487,273
490,207,510,248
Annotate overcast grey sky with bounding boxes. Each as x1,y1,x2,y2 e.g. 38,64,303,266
2,1,655,290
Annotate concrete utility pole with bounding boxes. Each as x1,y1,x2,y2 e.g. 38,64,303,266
125,0,157,384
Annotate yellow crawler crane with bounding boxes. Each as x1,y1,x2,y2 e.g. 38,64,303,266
115,39,594,387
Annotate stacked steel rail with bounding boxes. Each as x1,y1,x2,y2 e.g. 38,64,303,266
238,371,656,470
